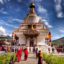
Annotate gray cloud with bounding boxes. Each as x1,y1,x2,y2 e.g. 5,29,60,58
54,0,64,18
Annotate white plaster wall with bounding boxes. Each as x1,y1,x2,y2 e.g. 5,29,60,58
27,38,30,46
19,34,26,45
36,32,53,53
34,38,36,45
37,33,47,46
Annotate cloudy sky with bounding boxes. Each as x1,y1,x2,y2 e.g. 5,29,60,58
0,0,64,40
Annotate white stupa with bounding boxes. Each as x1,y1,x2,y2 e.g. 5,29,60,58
12,3,52,53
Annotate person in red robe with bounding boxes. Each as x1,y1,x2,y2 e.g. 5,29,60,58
16,48,22,62
24,48,28,61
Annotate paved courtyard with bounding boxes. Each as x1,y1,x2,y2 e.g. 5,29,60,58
14,53,47,64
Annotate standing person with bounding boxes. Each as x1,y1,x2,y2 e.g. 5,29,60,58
16,48,22,62
52,47,54,53
38,51,43,64
33,47,35,53
24,48,28,61
9,57,14,64
48,48,50,53
35,48,38,58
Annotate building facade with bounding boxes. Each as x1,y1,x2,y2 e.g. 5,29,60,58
12,3,52,53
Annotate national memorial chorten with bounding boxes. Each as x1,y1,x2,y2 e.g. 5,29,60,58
12,3,52,53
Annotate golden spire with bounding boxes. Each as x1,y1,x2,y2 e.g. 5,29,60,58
29,2,35,14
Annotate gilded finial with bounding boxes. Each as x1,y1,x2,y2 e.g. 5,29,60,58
30,3,35,8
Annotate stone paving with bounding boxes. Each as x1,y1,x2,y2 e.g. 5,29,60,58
14,53,47,64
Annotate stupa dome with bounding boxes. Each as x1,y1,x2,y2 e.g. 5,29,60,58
24,14,42,24
23,3,42,24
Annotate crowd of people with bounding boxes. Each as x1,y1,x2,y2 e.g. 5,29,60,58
0,45,15,52
0,45,57,64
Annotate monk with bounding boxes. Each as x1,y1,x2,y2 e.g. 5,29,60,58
38,51,43,64
16,48,22,62
24,48,28,61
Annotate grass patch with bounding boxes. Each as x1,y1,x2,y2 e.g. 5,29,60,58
0,52,17,64
43,53,64,64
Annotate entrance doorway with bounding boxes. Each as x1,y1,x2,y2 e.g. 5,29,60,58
30,38,34,47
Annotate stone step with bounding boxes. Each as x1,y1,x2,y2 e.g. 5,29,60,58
14,53,47,64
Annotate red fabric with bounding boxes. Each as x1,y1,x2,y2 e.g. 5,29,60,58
24,49,28,60
0,47,2,51
16,48,22,62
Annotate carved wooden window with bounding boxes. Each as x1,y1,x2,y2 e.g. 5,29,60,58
28,25,31,29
